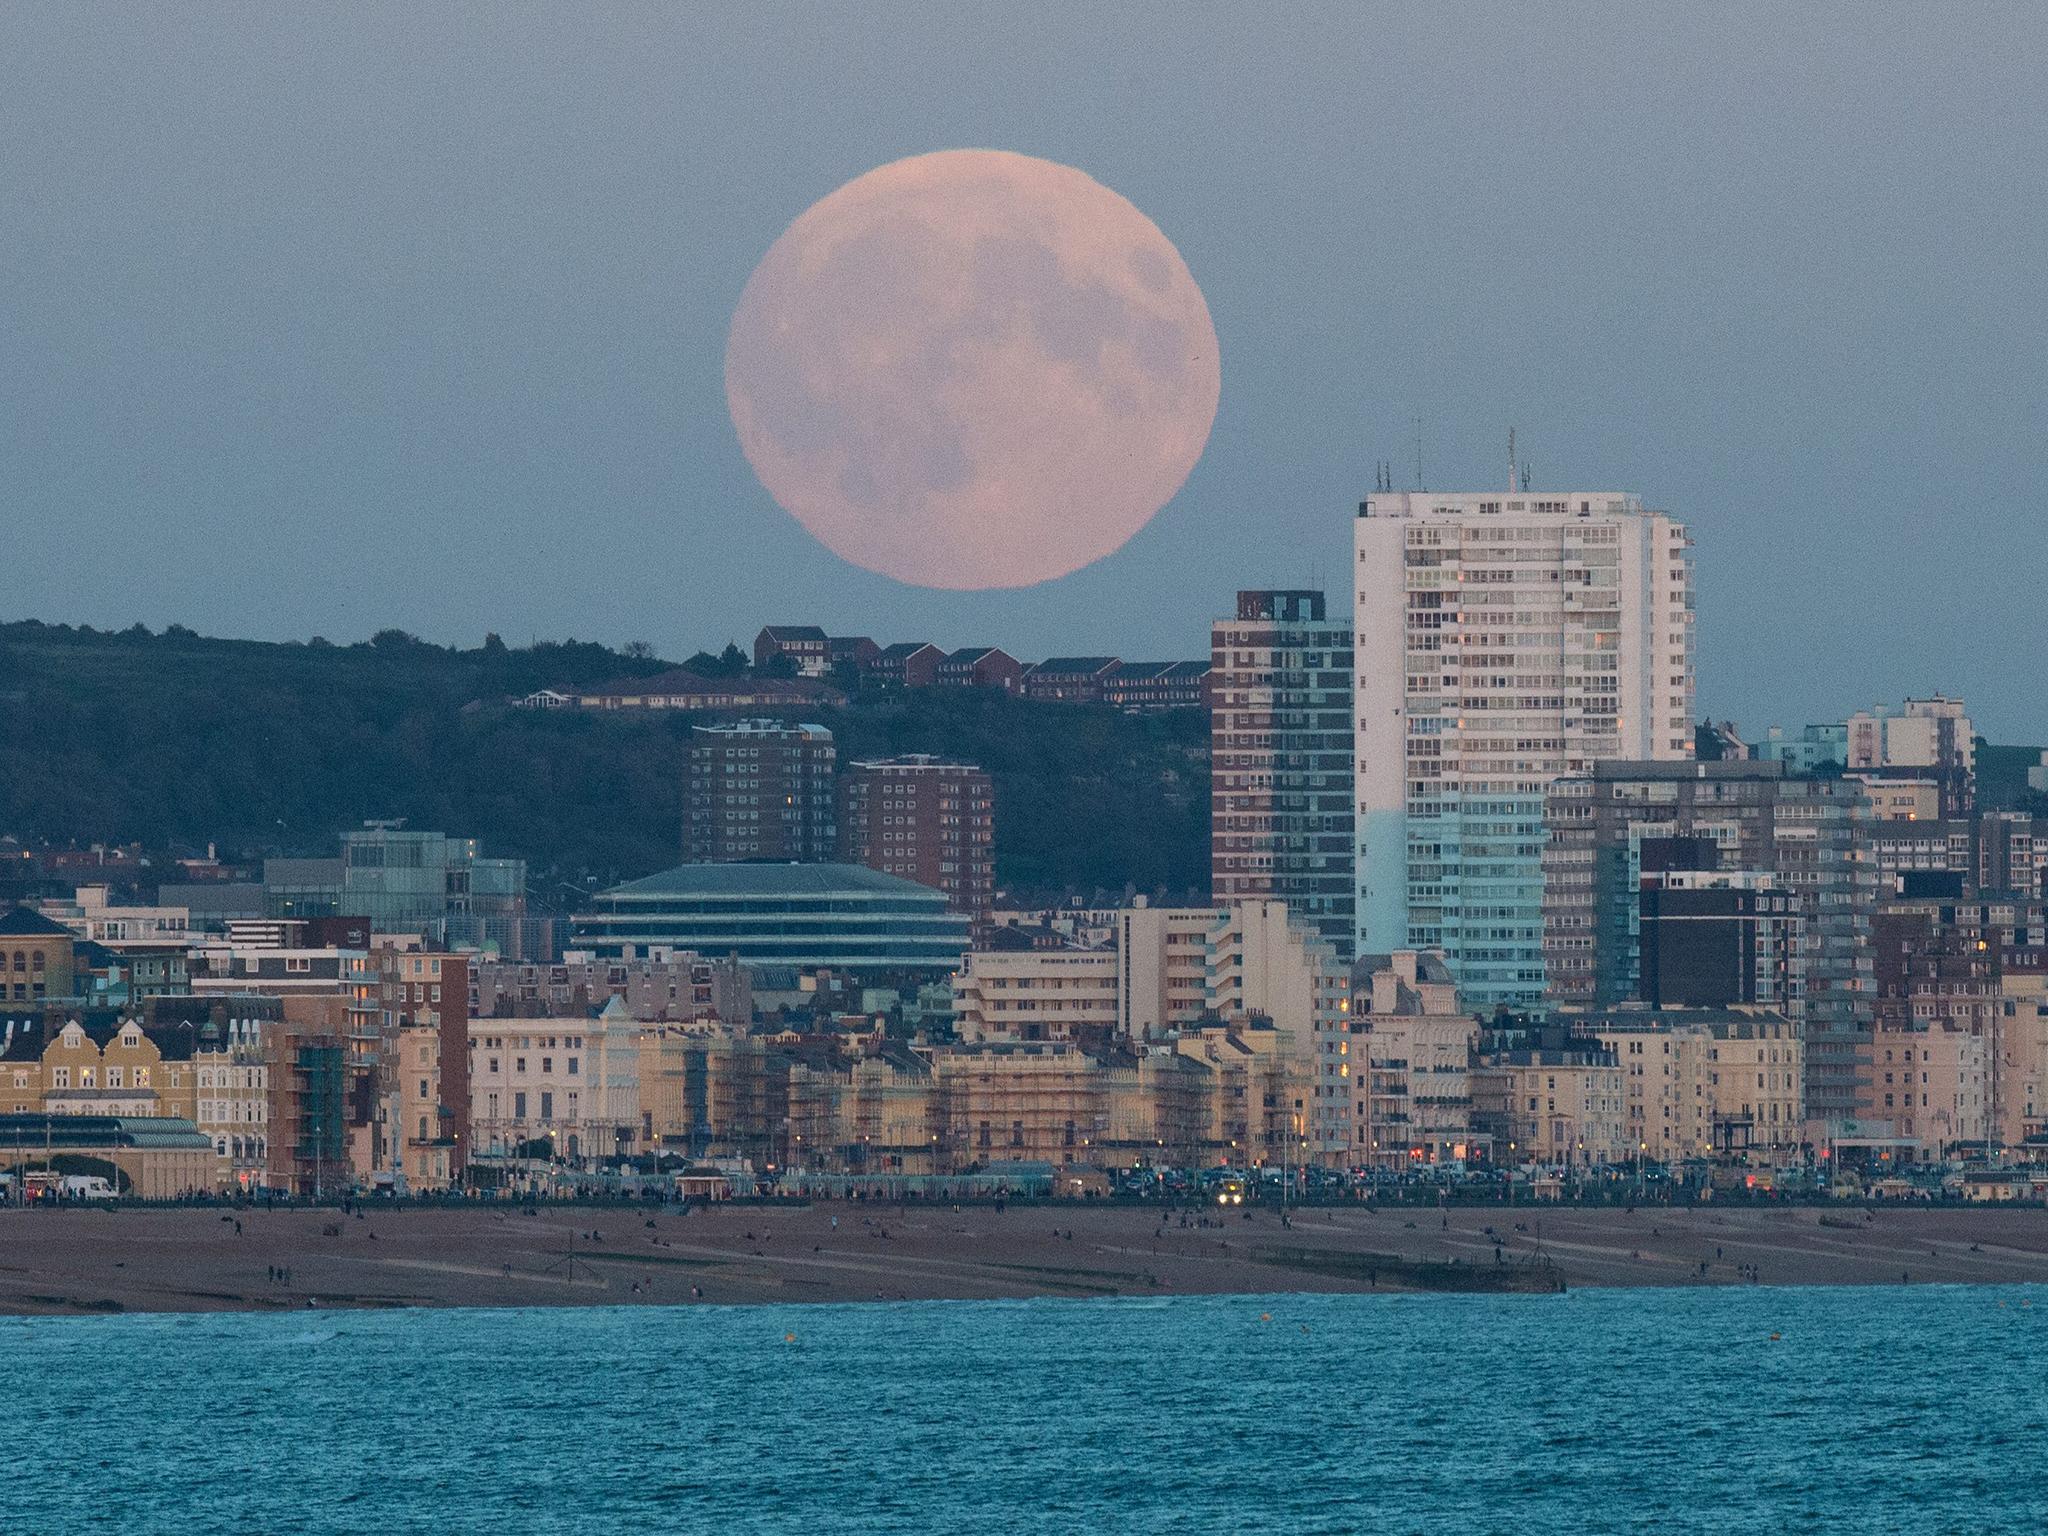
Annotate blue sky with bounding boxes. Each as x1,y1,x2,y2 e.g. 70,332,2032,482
4,4,2044,735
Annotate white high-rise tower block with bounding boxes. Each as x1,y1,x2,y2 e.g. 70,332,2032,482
1354,488,1694,1007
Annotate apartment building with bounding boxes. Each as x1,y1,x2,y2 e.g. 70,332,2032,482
1210,590,1354,958
1471,1046,1629,1168
471,953,750,1025
1355,488,1693,1008
467,1002,641,1162
837,755,995,931
1544,760,1874,1120
346,942,471,1179
1585,1009,1804,1163
1846,695,1974,819
954,899,1349,1159
953,949,1119,1044
683,720,837,863
1351,950,1479,1169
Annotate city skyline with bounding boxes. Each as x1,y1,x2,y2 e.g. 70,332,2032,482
4,7,2046,734
10,10,2048,1529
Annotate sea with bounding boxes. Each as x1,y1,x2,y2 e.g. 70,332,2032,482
3,1285,2043,1534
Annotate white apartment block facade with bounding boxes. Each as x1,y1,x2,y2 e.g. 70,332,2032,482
1355,489,1694,1008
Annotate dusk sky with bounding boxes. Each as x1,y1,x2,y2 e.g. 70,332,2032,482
4,5,2044,735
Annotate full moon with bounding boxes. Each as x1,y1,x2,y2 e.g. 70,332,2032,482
725,149,1220,589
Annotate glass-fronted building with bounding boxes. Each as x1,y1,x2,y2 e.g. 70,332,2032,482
262,826,529,956
571,863,969,980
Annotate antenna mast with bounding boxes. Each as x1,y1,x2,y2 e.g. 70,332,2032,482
1507,427,1517,494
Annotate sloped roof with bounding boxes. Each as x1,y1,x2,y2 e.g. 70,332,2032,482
0,907,74,938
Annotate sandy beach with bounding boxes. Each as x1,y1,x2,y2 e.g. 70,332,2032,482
7,1201,2048,1315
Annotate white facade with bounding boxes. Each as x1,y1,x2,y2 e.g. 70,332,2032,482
37,885,191,951
1355,489,1693,1007
953,950,1119,1044
467,1002,642,1163
194,1017,270,1184
1846,696,1972,772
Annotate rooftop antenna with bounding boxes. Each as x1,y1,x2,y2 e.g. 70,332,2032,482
1507,427,1517,495
1414,417,1424,492
1521,460,1531,493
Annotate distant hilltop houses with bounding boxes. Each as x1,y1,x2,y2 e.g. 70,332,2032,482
513,625,1210,713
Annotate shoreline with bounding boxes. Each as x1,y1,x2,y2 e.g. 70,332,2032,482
8,1202,2048,1316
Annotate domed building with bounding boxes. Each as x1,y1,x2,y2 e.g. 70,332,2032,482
571,863,969,984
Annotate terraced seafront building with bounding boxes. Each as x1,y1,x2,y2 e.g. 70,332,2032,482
570,863,970,982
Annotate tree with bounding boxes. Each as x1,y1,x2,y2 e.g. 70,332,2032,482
714,642,748,676
623,640,654,661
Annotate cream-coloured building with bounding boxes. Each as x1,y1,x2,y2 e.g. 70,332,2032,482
1864,1021,1987,1160
783,1046,946,1174
1351,951,1479,1168
395,1021,452,1191
927,1038,1216,1170
956,899,1350,1157
1849,776,1941,822
1170,1024,1305,1166
1998,980,2048,1149
1585,1008,1804,1164
193,1012,270,1186
953,950,1118,1044
36,885,192,952
1473,1048,1629,1168
468,1000,641,1163
933,1042,1129,1166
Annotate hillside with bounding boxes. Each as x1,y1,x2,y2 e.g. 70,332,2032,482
0,620,1209,902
